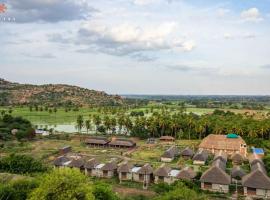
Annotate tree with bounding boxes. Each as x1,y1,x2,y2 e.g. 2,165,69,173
28,168,95,200
93,181,119,200
76,115,84,133
85,119,91,134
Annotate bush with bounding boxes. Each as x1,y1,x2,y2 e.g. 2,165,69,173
0,154,47,174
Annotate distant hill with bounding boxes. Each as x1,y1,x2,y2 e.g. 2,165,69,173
0,78,124,106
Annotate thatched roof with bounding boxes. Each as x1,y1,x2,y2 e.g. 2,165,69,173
231,152,244,163
68,158,85,168
117,162,134,173
84,158,99,169
199,134,246,152
109,139,136,147
101,161,118,171
160,136,175,141
192,149,208,161
176,167,196,180
54,156,71,166
85,137,109,145
249,157,264,167
242,164,270,190
154,164,171,177
181,147,194,157
231,166,246,179
214,151,227,163
161,146,179,158
137,164,153,175
200,159,231,185
251,162,266,174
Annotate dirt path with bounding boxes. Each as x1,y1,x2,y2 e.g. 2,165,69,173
113,186,156,198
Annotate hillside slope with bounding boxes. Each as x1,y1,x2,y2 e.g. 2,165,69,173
0,78,123,106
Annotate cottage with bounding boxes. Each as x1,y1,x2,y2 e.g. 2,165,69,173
153,164,171,184
85,137,110,147
249,156,264,167
231,166,246,181
200,158,231,193
132,164,153,188
118,162,134,182
161,146,179,162
53,156,71,168
109,138,136,148
242,163,270,198
252,148,265,158
84,158,99,176
213,151,227,163
68,158,85,171
231,152,244,165
59,146,72,155
176,167,196,181
159,136,175,142
166,169,181,184
199,134,247,157
181,147,194,159
192,149,208,165
99,161,118,178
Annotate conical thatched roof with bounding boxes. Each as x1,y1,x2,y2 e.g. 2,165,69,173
176,167,196,180
161,146,179,158
193,149,208,161
214,151,227,163
53,156,70,166
117,162,134,173
181,147,194,157
231,166,246,179
137,164,153,175
68,158,85,168
84,158,99,169
242,163,270,190
101,161,118,171
200,159,231,185
154,164,171,177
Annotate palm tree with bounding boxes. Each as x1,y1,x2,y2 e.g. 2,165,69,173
85,119,91,134
76,115,84,133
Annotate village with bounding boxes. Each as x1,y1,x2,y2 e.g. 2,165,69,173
53,133,270,199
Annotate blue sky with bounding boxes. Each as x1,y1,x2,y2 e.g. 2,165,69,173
1,0,270,95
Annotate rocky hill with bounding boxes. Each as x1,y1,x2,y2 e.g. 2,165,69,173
0,78,124,106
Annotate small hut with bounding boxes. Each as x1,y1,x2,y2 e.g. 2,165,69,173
231,166,246,182
193,149,208,165
153,164,171,184
118,162,134,181
161,146,179,162
181,147,194,160
176,167,196,181
108,138,136,148
85,137,110,147
100,161,118,178
231,152,244,165
133,164,153,185
68,158,85,171
213,151,227,163
53,156,71,168
59,146,72,155
84,158,99,176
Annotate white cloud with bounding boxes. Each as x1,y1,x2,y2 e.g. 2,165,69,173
217,8,230,17
240,8,263,22
133,0,159,6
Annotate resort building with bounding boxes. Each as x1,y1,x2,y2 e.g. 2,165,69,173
192,149,208,165
118,162,134,182
132,163,153,189
84,158,99,176
200,158,231,193
108,138,136,148
99,161,118,178
153,164,171,184
199,134,247,157
161,146,180,162
159,136,175,143
242,162,270,198
176,167,196,181
85,137,110,147
180,147,194,160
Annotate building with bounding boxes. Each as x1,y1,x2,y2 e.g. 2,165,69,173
180,147,194,160
161,146,179,162
159,136,175,142
176,167,196,181
132,163,153,189
68,158,85,171
199,134,247,157
153,164,171,184
99,161,118,178
242,162,270,198
53,156,71,168
200,158,231,193
35,129,50,136
192,149,208,165
59,146,72,155
213,151,227,163
118,162,134,182
252,147,265,158
108,138,136,148
84,158,99,176
231,166,246,182
85,137,110,147
231,152,244,165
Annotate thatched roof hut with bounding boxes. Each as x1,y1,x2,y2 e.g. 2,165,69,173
231,152,244,164
53,156,71,167
231,166,246,179
85,137,110,145
84,158,99,169
109,138,136,148
181,147,194,158
137,164,153,175
101,161,118,171
159,136,175,142
117,162,134,173
154,164,171,177
214,151,227,163
193,149,208,162
161,146,179,158
176,167,196,180
68,158,85,169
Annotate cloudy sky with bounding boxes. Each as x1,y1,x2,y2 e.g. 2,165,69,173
1,0,270,95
